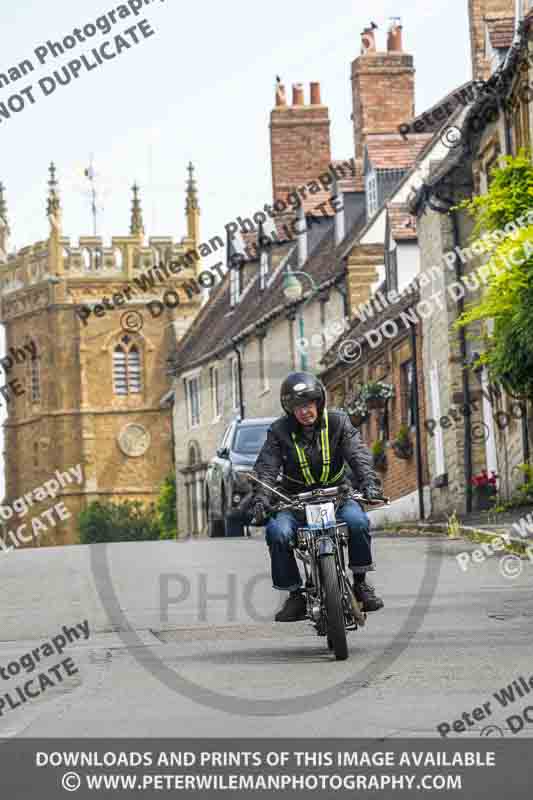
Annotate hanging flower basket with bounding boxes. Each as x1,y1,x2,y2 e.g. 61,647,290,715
360,381,394,412
392,440,413,460
373,452,388,471
367,397,385,410
392,424,414,460
371,440,388,472
343,395,369,426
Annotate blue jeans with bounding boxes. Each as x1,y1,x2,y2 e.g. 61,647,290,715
265,499,374,591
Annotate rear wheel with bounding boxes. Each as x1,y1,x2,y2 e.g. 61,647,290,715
321,555,348,661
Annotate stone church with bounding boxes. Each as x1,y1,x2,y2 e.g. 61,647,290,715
0,164,202,545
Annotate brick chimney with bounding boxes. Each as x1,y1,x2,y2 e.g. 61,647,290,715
468,0,518,82
351,20,415,161
270,81,331,207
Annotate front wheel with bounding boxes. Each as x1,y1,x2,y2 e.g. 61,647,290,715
321,555,348,661
206,493,225,538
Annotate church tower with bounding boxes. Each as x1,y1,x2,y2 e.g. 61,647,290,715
0,165,202,546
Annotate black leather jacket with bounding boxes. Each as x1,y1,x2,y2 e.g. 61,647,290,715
252,409,379,501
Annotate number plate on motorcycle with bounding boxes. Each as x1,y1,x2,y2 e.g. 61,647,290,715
305,502,336,529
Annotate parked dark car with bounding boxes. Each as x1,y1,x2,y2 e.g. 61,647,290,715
205,417,276,537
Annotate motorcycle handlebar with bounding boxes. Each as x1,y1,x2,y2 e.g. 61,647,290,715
250,491,390,523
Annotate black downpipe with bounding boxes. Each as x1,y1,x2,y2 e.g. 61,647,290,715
409,325,425,520
451,209,473,513
231,338,245,420
521,401,530,469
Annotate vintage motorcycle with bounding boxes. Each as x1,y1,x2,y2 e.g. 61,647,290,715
247,476,389,661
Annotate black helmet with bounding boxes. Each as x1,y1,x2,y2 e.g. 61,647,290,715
280,372,326,415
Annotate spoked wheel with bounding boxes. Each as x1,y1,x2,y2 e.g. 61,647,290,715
321,555,348,661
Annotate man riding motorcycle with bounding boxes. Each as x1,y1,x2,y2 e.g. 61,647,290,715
251,372,385,622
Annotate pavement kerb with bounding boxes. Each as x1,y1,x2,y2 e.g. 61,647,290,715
410,521,532,557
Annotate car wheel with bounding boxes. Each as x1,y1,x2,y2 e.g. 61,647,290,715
206,492,225,538
224,514,245,537
222,490,245,537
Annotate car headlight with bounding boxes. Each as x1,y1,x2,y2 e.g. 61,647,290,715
232,466,252,491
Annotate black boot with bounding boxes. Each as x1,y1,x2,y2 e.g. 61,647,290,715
353,574,384,612
275,590,307,622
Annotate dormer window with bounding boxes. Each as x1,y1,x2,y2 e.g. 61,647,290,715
366,169,378,218
230,261,241,307
259,250,269,290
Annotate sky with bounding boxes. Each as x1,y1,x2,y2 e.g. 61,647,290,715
0,0,471,498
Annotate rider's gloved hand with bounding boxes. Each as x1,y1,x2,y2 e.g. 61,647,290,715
362,485,382,501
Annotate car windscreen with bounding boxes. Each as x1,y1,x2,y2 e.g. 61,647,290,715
232,425,270,455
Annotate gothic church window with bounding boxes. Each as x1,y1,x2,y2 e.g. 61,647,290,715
113,335,142,395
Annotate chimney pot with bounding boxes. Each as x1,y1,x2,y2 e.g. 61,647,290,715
292,83,305,105
387,22,403,52
361,28,376,55
275,81,287,106
310,81,321,104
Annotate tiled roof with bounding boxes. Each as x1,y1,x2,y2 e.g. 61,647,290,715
487,17,515,50
172,206,368,373
387,203,418,241
366,134,433,170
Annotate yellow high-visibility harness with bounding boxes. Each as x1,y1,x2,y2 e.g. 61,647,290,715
290,409,345,486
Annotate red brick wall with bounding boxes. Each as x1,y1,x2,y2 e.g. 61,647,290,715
468,0,516,81
270,86,331,204
351,52,415,160
324,326,428,504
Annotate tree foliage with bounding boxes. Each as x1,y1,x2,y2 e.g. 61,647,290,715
156,473,177,540
457,150,533,237
78,474,178,544
78,500,162,544
455,151,533,396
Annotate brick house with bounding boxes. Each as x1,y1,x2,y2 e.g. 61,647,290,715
169,198,366,536
319,99,470,522
321,290,428,524
407,1,533,516
169,20,432,535
320,190,432,524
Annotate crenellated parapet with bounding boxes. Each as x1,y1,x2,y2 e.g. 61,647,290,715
0,163,202,322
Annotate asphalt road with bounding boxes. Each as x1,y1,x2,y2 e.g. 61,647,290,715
1,530,532,738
